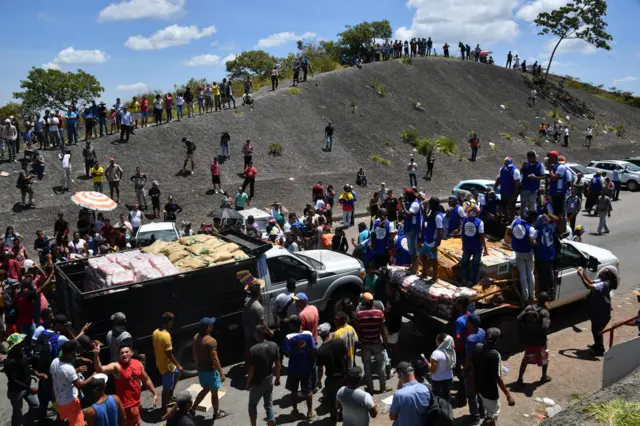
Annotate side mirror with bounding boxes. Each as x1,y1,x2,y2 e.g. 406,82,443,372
308,269,317,285
588,256,599,273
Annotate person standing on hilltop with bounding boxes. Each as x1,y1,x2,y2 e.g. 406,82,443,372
271,66,279,91
426,37,433,56
325,122,335,152
513,54,520,70
474,44,481,62
443,43,450,58
469,133,480,162
458,42,465,59
184,86,194,117
224,78,236,109
242,162,258,200
506,51,513,68
465,44,471,60
182,137,196,175
244,76,253,95
212,82,222,112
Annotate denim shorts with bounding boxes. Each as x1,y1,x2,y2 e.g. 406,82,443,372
141,111,148,118
420,244,438,260
405,230,419,256
161,370,181,390
198,370,221,390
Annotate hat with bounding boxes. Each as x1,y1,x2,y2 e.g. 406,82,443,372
3,119,10,124
486,327,501,344
503,156,513,165
448,195,457,201
467,313,481,326
292,292,309,302
487,186,495,193
347,366,363,379
109,157,115,161
176,391,193,406
153,180,159,186
100,101,106,105
53,314,70,325
548,151,559,158
559,156,566,163
361,292,374,303
404,188,415,196
317,322,331,336
6,333,26,351
236,270,265,290
111,312,126,324
23,259,35,269
574,225,584,233
199,317,216,326
397,361,415,375
596,171,602,175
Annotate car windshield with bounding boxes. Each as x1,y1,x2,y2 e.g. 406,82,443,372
570,164,590,175
293,253,326,270
623,162,640,172
136,229,178,245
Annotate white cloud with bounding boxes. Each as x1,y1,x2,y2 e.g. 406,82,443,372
42,62,60,70
43,47,108,70
184,54,221,67
544,38,597,55
125,25,216,50
396,0,520,46
222,53,237,64
257,31,316,48
613,76,638,85
117,83,150,92
98,0,185,22
515,0,568,22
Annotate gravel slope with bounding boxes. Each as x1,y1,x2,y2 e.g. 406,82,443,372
2,57,639,239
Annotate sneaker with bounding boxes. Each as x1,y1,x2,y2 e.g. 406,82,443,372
540,376,552,384
470,414,481,425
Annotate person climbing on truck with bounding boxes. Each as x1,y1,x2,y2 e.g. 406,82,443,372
421,196,444,282
371,208,394,268
506,211,537,303
460,203,489,287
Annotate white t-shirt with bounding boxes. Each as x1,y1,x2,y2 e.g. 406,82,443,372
336,386,375,426
287,242,299,253
130,210,143,228
587,128,593,136
408,161,417,174
176,96,185,106
48,117,59,131
408,200,421,226
61,153,71,169
273,291,298,318
565,128,570,136
430,349,454,381
511,167,522,182
154,99,163,110
554,164,568,191
50,358,79,406
315,199,326,211
68,239,86,254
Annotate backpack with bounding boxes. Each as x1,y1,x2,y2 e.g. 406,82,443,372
426,394,454,426
519,306,542,333
32,330,61,372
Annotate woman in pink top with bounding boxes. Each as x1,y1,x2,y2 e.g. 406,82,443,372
242,140,254,168
210,157,222,194
164,93,173,123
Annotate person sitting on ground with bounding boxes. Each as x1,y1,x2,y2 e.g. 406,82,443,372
356,168,368,187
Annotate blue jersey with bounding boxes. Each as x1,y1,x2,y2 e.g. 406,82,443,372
535,225,556,261
500,165,516,196
522,161,543,192
511,218,533,253
448,205,463,235
283,331,316,376
394,235,412,266
462,217,483,253
372,219,391,254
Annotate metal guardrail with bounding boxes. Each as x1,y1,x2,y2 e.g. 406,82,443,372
600,314,640,349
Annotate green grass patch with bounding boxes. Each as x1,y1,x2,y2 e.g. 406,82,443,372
569,392,590,404
350,100,357,113
268,143,284,156
376,84,388,97
401,56,413,66
401,126,419,146
500,132,513,141
371,154,392,167
547,109,561,119
288,88,300,95
384,140,392,147
518,120,530,137
584,400,640,426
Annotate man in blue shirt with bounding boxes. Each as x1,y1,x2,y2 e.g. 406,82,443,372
389,361,430,426
64,107,79,145
495,157,521,224
464,313,486,423
283,315,316,421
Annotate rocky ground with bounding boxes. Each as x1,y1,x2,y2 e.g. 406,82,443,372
2,56,639,243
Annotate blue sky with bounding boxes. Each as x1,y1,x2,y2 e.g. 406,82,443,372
1,0,638,108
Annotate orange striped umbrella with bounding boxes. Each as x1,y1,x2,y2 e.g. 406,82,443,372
71,191,117,211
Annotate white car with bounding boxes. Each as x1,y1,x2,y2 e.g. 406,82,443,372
239,208,274,236
587,160,640,191
135,222,180,247
565,162,594,182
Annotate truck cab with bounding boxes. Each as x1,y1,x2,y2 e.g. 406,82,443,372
551,239,620,308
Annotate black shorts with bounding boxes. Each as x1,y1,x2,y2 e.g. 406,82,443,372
152,198,160,209
286,373,312,394
587,135,592,140
501,195,515,209
211,175,221,184
551,195,565,216
109,181,120,189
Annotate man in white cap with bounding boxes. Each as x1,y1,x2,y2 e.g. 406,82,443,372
82,374,126,426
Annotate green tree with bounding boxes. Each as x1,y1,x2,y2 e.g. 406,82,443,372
225,50,278,79
0,102,24,120
535,0,613,83
174,77,209,93
337,20,392,56
13,67,104,112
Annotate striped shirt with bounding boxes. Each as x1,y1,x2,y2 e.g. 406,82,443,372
356,308,385,345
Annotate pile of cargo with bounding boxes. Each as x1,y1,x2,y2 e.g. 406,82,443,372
387,266,477,320
141,235,249,272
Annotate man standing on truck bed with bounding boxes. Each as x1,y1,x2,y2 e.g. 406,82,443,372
515,292,552,388
93,343,158,426
192,317,228,420
152,312,183,415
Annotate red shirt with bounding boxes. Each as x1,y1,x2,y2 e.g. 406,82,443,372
115,359,144,408
299,305,319,344
356,307,385,345
312,184,324,200
6,259,22,280
140,99,149,112
56,114,64,129
165,96,173,107
210,162,220,176
244,166,257,179
16,289,36,327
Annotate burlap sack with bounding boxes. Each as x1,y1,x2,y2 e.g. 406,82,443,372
168,250,189,263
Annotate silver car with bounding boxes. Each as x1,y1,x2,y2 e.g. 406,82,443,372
587,160,640,191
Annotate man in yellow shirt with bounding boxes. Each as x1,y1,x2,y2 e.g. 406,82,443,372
333,312,359,368
212,82,222,112
90,160,105,193
152,312,183,415
129,97,141,130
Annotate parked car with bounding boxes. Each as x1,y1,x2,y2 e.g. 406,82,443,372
238,207,274,236
587,160,640,191
565,162,594,182
452,179,522,205
135,222,180,247
624,156,640,167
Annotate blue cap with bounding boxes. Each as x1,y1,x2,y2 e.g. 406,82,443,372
467,313,481,326
293,293,308,302
199,317,216,326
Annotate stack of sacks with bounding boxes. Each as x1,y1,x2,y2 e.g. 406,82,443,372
387,266,409,286
148,255,180,276
399,274,479,320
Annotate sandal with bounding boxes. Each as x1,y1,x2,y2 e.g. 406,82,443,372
214,410,229,419
307,412,316,421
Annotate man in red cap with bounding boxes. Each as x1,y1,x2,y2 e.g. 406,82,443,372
547,151,568,233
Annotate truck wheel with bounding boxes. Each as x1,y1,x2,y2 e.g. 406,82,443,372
495,316,519,354
627,180,638,192
325,288,360,321
174,337,198,378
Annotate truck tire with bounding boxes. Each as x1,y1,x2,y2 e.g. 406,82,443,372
324,287,360,321
626,180,638,192
174,337,198,378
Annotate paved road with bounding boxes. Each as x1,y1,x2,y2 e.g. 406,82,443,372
1,192,638,426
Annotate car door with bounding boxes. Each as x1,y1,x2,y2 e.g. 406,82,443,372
554,242,590,306
265,254,311,323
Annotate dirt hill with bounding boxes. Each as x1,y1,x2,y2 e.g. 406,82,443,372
4,57,640,238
